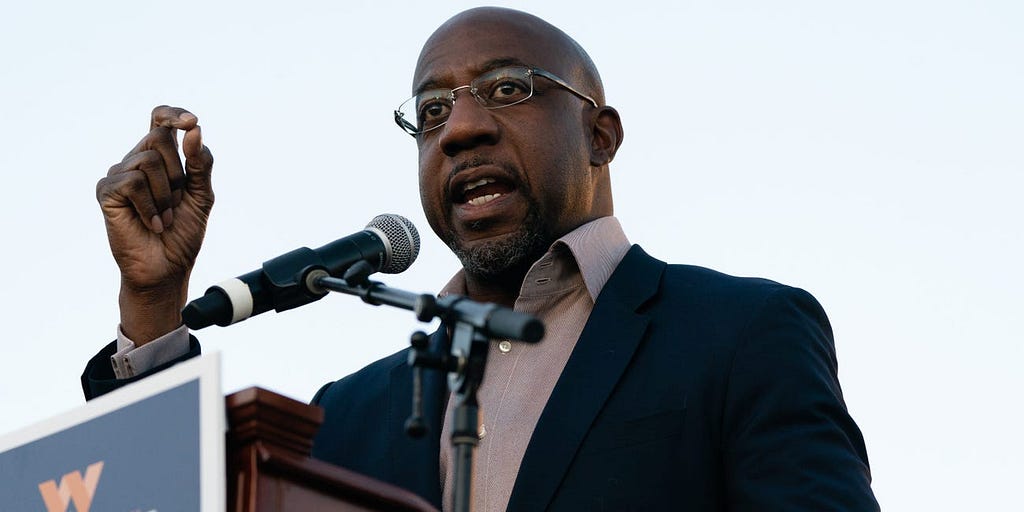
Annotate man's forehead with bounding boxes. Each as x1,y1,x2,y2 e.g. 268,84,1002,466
412,11,569,92
413,52,542,94
416,55,525,89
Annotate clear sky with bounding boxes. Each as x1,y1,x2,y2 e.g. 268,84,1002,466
1,1,1021,509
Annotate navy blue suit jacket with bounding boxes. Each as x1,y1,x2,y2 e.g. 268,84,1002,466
84,245,878,511
307,246,877,511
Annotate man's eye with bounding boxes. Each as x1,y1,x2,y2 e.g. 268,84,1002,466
419,100,450,122
489,80,529,102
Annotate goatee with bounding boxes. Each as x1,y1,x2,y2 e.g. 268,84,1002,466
448,206,552,280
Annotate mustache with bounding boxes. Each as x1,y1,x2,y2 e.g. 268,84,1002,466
450,155,499,175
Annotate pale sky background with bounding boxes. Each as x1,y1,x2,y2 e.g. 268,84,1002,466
1,0,1021,509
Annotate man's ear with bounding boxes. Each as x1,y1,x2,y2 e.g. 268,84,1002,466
589,106,624,167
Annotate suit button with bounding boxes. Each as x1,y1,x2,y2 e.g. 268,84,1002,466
498,340,512,353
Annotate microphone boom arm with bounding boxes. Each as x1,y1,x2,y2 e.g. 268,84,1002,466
309,267,544,344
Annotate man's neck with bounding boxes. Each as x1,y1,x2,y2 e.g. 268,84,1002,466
462,264,531,308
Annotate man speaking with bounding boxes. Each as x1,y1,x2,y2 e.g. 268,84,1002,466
84,7,879,511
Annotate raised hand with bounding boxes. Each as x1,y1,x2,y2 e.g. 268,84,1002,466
96,106,214,344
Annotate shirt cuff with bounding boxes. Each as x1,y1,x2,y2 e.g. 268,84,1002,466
110,324,191,379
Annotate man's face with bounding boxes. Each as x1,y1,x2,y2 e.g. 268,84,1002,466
413,16,598,278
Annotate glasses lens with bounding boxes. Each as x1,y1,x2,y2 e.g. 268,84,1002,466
397,90,452,134
473,67,533,108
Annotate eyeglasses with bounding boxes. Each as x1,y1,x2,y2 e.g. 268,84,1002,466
394,66,599,136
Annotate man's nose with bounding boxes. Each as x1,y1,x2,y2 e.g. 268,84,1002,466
438,89,500,157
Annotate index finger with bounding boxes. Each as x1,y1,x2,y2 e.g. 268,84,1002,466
150,105,198,131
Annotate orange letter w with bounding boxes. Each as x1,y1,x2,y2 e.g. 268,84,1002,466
37,461,104,512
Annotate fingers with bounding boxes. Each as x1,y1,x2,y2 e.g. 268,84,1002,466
142,107,198,192
119,127,181,226
97,168,166,234
135,106,201,194
121,150,175,218
147,126,186,206
150,105,198,131
144,106,196,205
100,106,214,235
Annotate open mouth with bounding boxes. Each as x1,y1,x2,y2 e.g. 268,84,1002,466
456,177,516,206
449,163,519,208
445,163,529,233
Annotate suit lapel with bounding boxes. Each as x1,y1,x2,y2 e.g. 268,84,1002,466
508,245,666,511
387,329,450,508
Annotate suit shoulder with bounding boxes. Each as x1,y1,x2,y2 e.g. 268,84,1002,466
653,261,833,351
313,347,410,407
618,247,825,320
660,262,815,304
629,257,830,344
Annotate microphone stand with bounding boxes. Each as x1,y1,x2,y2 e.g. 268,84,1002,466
443,321,488,512
308,261,543,512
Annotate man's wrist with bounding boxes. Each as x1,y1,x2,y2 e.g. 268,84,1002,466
118,281,187,344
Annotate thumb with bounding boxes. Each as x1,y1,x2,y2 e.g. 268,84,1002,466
182,125,214,197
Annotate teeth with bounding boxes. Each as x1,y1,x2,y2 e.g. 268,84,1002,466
468,193,502,206
463,178,495,192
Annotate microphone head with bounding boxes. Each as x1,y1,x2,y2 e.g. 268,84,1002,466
367,214,420,273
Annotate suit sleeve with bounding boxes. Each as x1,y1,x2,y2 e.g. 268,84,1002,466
722,287,879,511
80,336,202,400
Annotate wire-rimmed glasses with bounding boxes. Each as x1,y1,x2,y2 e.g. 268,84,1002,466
394,66,598,136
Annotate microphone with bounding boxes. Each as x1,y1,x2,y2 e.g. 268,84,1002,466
181,214,420,330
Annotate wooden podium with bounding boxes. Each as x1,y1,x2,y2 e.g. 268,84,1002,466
225,387,438,512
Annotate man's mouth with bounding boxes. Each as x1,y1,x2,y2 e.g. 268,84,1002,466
443,162,531,239
449,165,518,207
458,177,515,206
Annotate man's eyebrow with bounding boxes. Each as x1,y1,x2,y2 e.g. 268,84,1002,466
414,57,530,95
481,57,528,70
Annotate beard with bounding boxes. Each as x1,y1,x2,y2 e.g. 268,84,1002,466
445,198,553,281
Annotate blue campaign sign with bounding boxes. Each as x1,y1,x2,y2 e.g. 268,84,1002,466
0,354,224,512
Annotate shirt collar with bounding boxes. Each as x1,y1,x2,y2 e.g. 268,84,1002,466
440,216,630,302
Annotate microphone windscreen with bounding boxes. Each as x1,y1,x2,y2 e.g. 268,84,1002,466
368,214,420,274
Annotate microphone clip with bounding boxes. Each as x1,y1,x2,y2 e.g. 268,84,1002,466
261,247,331,312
